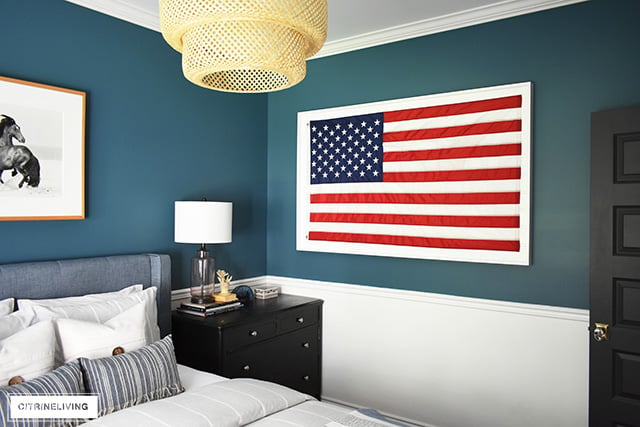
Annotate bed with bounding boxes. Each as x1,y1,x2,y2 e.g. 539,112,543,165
0,253,410,427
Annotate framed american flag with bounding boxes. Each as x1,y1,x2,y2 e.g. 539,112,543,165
296,82,532,265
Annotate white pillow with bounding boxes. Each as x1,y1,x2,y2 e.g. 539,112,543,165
23,287,159,344
17,284,143,309
55,302,147,363
0,310,35,340
0,298,14,316
0,320,56,386
177,364,226,390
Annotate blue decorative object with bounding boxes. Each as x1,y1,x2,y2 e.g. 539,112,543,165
232,285,255,304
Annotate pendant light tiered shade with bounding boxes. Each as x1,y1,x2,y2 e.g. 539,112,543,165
159,0,328,93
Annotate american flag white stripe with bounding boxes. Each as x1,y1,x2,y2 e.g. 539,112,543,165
383,155,521,173
309,203,520,216
383,107,522,133
310,222,519,241
309,179,521,194
383,131,522,152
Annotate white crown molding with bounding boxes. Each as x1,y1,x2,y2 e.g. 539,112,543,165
66,0,588,56
65,0,160,32
313,0,589,58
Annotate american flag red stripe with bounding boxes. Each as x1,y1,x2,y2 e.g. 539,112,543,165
300,84,530,261
310,192,520,205
383,167,521,183
383,95,523,122
308,232,521,252
309,213,520,228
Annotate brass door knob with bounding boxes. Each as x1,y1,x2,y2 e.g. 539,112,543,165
593,323,609,342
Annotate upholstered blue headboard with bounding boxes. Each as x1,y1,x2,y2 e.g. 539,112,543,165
0,253,172,337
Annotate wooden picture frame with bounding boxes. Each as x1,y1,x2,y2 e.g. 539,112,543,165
0,76,85,220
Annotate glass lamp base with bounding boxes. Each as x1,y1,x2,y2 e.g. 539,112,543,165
191,294,214,304
189,245,215,304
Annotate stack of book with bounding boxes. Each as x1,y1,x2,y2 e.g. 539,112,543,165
177,300,243,318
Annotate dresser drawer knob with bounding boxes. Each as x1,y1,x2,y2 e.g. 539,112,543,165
303,375,310,381
243,365,251,372
249,330,258,337
296,317,304,324
302,342,310,349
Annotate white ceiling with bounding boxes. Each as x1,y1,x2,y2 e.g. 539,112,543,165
65,0,587,57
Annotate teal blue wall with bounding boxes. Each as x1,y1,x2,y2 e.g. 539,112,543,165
267,0,640,308
0,0,268,288
2,0,639,308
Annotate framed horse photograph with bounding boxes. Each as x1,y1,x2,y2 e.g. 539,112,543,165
0,76,85,220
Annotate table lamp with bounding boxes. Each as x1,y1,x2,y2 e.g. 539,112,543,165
175,200,232,304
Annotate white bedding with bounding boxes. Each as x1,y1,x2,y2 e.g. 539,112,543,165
81,364,413,427
176,364,226,389
247,401,352,426
82,364,357,427
83,377,339,427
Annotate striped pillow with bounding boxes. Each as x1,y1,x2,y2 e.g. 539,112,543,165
79,335,184,417
0,361,85,427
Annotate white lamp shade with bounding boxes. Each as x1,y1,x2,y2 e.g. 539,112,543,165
174,201,232,244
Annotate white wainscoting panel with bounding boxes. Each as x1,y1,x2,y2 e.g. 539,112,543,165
265,276,589,427
173,277,588,427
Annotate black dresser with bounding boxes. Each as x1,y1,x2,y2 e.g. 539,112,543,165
171,294,323,399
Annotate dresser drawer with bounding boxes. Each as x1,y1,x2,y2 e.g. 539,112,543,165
278,303,320,333
223,326,319,387
223,319,277,352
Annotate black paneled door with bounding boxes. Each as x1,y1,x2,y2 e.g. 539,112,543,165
590,107,640,426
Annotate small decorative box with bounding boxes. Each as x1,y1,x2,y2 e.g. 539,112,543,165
254,285,280,299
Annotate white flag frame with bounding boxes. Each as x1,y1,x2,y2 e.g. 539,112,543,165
296,82,532,265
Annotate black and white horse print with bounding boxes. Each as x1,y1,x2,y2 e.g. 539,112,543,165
0,115,27,183
0,115,25,146
0,145,40,188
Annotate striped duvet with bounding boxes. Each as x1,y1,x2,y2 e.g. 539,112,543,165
82,377,353,427
82,365,411,427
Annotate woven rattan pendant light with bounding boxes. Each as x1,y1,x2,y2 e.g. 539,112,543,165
159,0,328,93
